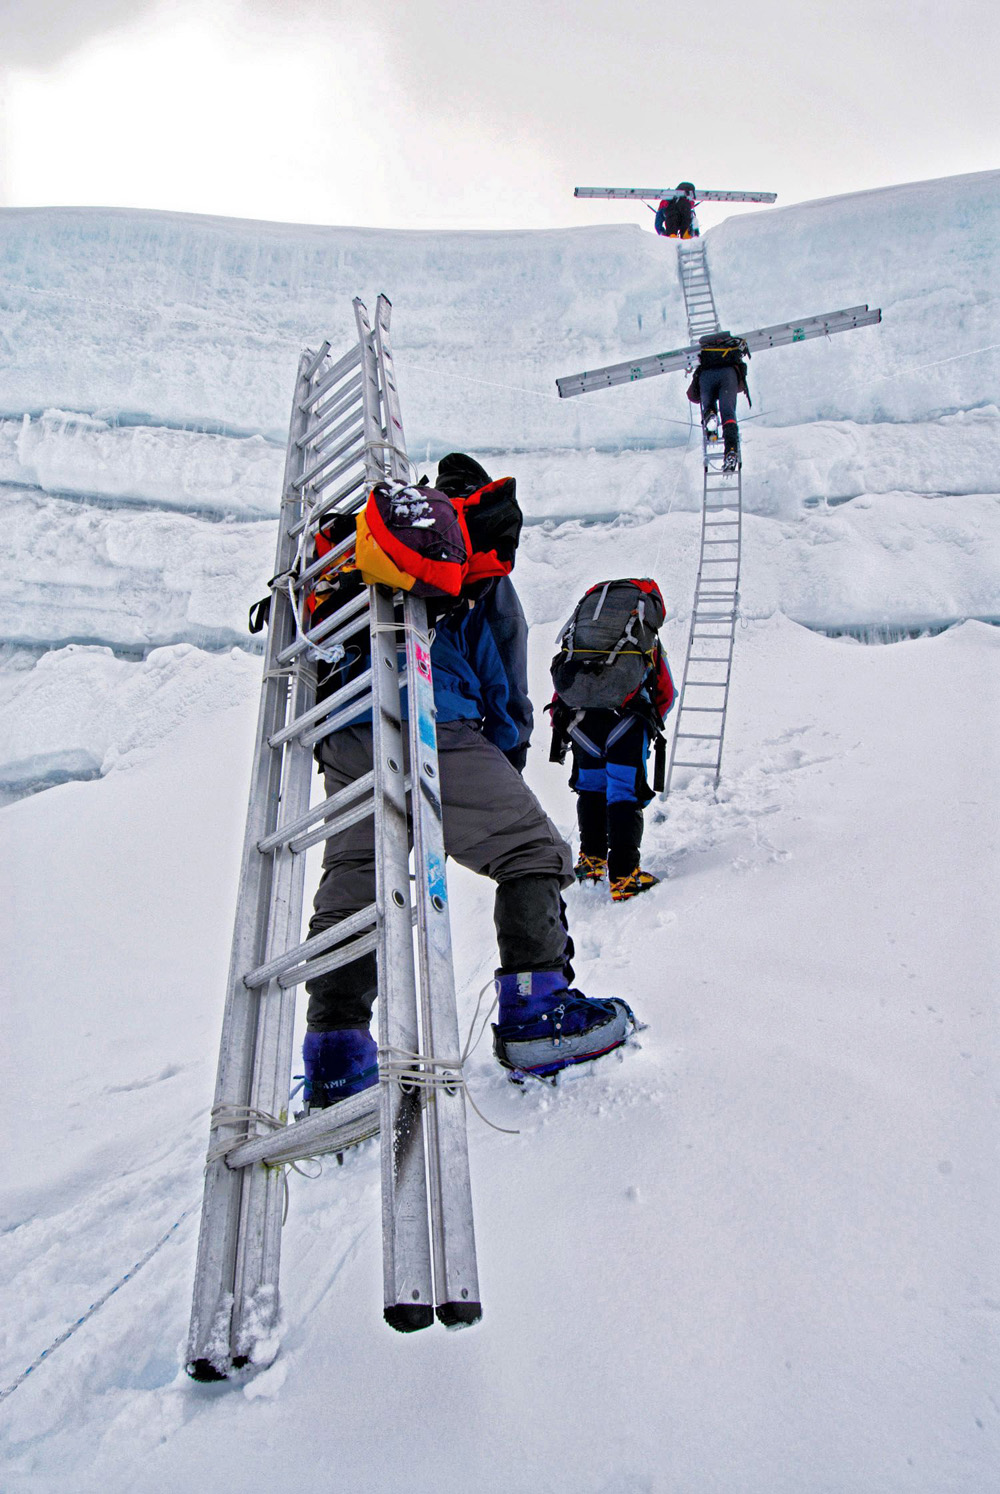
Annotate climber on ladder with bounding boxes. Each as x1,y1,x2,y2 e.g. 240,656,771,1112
303,452,636,1092
654,182,699,238
687,331,751,474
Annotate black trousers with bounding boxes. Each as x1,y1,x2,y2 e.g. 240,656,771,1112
568,710,652,880
699,366,739,450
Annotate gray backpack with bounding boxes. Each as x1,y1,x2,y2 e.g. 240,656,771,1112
551,578,665,710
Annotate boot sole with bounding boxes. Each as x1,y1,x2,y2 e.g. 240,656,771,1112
494,1002,632,1077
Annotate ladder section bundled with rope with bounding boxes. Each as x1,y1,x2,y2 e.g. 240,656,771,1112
186,295,480,1383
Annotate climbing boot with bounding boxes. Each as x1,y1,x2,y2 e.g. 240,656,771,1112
574,853,608,883
492,970,634,1079
302,1027,378,1110
610,868,660,903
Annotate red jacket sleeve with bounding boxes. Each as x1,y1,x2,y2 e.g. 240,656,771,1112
652,649,675,719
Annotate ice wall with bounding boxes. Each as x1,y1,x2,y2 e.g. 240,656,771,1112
1,171,998,795
2,169,997,453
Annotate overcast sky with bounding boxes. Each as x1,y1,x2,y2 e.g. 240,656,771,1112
1,0,997,231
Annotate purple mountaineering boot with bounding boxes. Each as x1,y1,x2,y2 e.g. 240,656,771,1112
302,1027,378,1110
491,970,634,1079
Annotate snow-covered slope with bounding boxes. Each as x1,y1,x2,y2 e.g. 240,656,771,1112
1,173,998,1491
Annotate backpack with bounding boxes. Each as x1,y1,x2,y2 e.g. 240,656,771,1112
697,331,750,371
433,452,523,584
658,198,681,235
551,578,666,710
355,480,468,597
304,456,523,615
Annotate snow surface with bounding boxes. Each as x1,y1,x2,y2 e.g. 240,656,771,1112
1,171,998,1492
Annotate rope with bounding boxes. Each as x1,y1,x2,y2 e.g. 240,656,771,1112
0,1202,198,1404
363,439,419,482
205,1102,286,1165
376,978,519,1136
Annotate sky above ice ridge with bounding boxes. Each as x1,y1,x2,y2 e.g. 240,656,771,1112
0,0,998,230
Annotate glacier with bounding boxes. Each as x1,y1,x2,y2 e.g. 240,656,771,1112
0,170,998,1492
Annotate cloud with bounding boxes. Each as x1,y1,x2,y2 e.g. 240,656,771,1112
0,0,162,66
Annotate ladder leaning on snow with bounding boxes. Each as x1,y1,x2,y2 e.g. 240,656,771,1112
186,295,480,1383
664,242,741,791
555,304,882,793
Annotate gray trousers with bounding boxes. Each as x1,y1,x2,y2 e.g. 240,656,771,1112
306,721,573,1030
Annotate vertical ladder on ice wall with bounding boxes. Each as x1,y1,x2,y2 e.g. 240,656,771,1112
186,295,480,1382
665,244,742,793
676,240,721,343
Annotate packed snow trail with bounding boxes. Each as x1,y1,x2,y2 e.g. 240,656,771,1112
2,612,997,1493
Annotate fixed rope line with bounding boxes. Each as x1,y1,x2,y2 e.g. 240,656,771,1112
0,1204,198,1404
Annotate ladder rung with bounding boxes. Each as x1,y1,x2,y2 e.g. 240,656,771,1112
288,794,376,856
302,340,332,382
279,586,370,666
300,529,356,587
282,927,380,990
244,901,378,989
675,732,724,741
259,770,376,852
294,425,365,492
289,471,366,538
269,667,373,748
298,343,362,411
224,1086,380,1170
301,679,390,749
670,759,721,770
679,706,724,713
297,374,364,447
297,409,365,481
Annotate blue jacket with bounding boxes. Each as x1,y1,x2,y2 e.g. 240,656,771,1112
430,576,532,755
320,576,533,758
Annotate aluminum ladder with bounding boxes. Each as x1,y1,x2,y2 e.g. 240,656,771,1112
664,437,742,794
676,240,721,342
186,295,480,1382
663,245,741,792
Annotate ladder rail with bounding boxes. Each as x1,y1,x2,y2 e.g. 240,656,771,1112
353,298,436,1331
186,348,321,1377
374,297,481,1327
